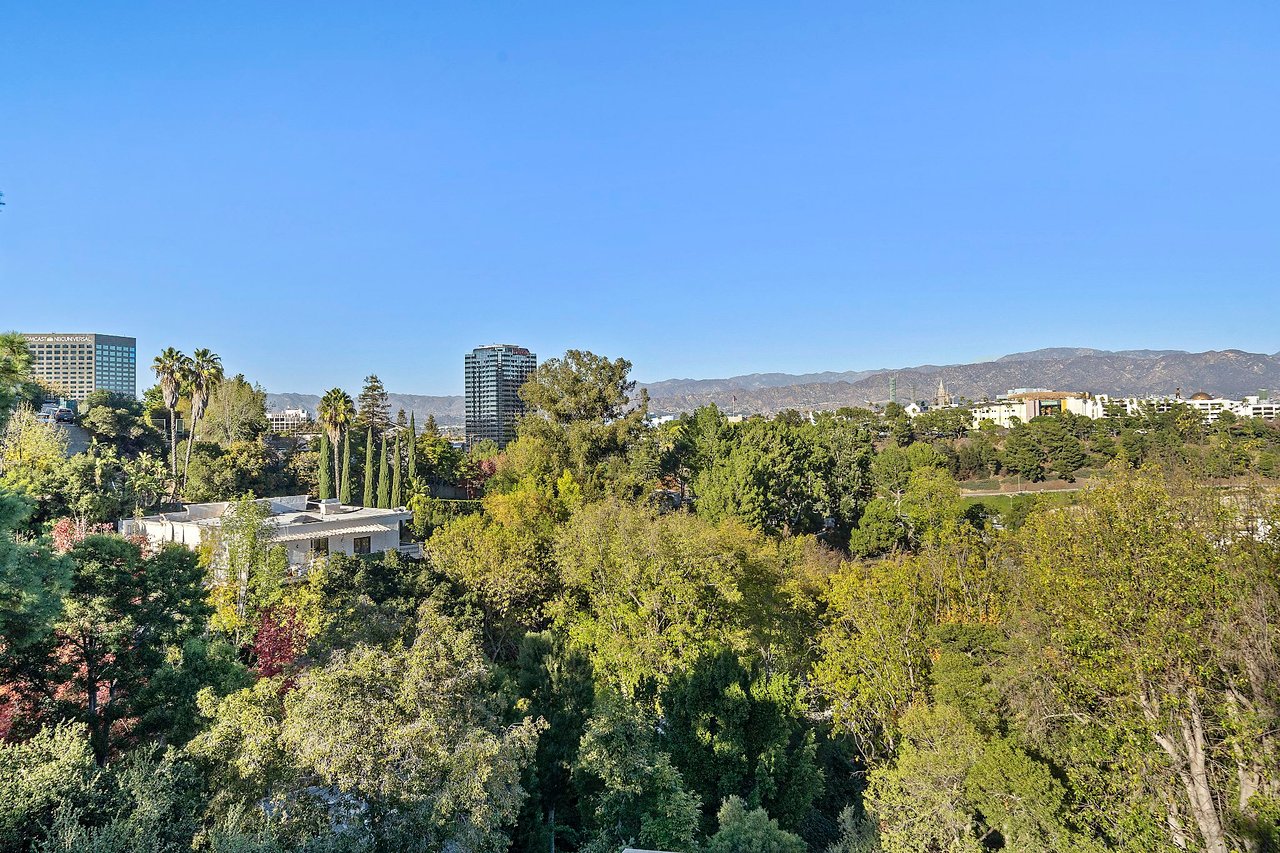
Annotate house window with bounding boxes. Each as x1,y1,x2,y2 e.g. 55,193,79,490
353,536,372,556
310,537,329,556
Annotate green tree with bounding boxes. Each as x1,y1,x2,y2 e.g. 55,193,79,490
0,722,96,849
316,387,354,483
574,695,702,853
181,440,292,503
1031,416,1087,481
362,426,375,506
882,402,914,447
79,390,165,457
694,418,827,536
390,430,402,508
207,497,287,646
512,632,596,853
0,490,71,738
181,348,223,492
554,501,755,692
339,429,351,505
1009,470,1280,852
863,703,984,853
1001,423,1044,482
407,412,418,482
8,536,210,762
661,649,822,831
814,532,1000,761
353,374,391,436
377,437,390,509
199,374,268,446
517,350,649,494
0,405,68,495
280,604,543,852
316,432,332,500
151,347,190,481
706,795,807,853
0,332,38,427
428,500,559,659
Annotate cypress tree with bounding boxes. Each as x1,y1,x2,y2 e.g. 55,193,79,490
377,438,391,509
391,431,403,508
362,427,375,507
317,432,333,500
407,413,418,482
339,430,352,505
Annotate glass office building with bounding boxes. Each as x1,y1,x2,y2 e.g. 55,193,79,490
464,344,537,448
22,333,137,401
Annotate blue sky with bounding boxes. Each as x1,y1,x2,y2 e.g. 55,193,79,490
2,2,1277,395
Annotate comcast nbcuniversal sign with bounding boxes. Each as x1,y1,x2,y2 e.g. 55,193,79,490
27,335,92,343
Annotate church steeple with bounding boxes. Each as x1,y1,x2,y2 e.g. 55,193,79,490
933,378,952,409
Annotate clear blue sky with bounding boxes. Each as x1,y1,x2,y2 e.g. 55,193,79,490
2,2,1277,395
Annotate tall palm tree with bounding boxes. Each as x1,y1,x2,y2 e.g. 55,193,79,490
317,388,354,494
152,347,190,482
181,348,223,491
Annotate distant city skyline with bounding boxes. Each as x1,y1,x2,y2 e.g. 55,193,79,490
3,3,1278,394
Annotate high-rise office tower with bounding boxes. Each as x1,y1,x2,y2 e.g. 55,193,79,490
464,344,537,448
22,333,137,401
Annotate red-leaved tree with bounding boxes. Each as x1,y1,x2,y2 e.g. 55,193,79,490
252,606,307,683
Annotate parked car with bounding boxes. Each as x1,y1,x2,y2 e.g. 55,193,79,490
55,408,75,423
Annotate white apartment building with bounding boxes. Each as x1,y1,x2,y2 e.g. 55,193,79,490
267,408,311,435
1115,394,1280,424
969,390,1109,428
964,388,1279,429
121,496,413,573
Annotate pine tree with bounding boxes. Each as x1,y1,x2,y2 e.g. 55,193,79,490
318,432,333,499
1002,423,1045,482
424,413,439,436
362,427,375,507
377,438,391,509
354,374,391,435
339,430,352,504
407,413,418,482
391,431,403,508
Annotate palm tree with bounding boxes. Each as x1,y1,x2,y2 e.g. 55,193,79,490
152,347,190,482
317,388,355,491
181,348,223,491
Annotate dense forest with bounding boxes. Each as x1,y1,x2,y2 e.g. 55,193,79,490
2,335,1280,852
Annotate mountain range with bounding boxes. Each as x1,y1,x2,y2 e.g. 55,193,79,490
266,347,1280,425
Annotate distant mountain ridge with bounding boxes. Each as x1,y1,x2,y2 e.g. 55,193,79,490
266,392,466,427
267,347,1280,423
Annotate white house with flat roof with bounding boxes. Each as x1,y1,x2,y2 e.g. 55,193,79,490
121,496,414,573
266,408,311,435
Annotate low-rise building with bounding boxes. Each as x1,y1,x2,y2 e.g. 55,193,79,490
969,390,1108,428
1113,393,1280,424
267,408,311,435
1238,396,1280,420
121,496,413,574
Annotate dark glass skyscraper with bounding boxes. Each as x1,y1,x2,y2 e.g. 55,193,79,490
464,344,537,448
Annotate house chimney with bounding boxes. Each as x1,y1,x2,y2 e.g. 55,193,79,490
318,498,342,515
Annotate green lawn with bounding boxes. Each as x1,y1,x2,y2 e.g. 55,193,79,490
961,490,1079,526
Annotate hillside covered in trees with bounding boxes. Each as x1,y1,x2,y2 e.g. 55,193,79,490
2,339,1280,853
